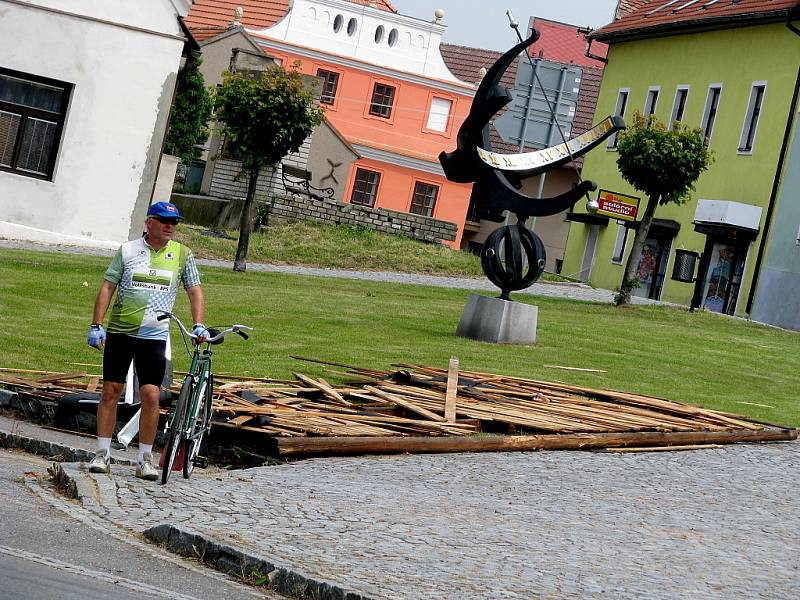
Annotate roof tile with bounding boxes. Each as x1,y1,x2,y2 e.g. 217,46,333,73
593,0,800,41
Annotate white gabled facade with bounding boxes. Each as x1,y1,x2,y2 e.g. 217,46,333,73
250,0,463,85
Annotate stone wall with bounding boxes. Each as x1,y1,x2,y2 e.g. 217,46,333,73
268,193,457,244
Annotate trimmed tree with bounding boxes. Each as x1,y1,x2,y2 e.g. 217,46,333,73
214,66,325,272
614,112,713,305
163,58,213,162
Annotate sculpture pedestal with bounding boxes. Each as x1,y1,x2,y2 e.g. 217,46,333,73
456,294,538,345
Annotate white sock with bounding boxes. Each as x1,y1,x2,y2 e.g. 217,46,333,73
138,443,153,462
97,437,112,454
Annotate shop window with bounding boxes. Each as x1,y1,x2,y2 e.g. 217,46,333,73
607,88,629,150
669,85,689,129
0,67,72,180
701,84,722,146
350,168,381,207
426,97,452,132
369,83,395,118
410,181,439,217
738,82,766,154
317,69,339,105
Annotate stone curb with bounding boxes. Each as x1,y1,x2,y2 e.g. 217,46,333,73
52,462,371,599
0,429,137,467
144,524,372,600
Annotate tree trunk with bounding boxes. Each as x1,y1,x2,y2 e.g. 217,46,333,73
617,193,660,305
233,170,259,272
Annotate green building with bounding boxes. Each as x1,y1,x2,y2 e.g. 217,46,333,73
562,0,800,327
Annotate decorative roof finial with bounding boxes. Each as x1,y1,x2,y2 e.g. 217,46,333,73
478,67,487,79
434,8,445,24
230,6,243,28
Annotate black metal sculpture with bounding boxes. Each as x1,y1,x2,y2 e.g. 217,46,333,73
439,27,625,300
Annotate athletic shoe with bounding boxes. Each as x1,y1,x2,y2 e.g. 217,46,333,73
88,448,111,474
135,452,159,481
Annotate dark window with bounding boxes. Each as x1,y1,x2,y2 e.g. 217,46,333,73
369,83,395,118
703,86,721,145
410,181,439,217
740,84,765,152
670,87,688,128
350,168,380,207
317,69,339,105
0,67,71,180
644,88,659,117
608,90,628,149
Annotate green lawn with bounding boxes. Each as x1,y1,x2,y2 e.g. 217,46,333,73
175,221,569,281
1,247,798,426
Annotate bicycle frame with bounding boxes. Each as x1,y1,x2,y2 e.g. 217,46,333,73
158,311,252,484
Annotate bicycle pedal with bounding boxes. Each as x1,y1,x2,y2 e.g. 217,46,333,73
192,456,209,468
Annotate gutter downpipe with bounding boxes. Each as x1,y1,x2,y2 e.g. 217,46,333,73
745,11,800,313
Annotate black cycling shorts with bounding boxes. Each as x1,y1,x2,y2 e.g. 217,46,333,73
103,333,167,387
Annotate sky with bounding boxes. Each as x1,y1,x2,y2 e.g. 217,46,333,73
392,0,620,51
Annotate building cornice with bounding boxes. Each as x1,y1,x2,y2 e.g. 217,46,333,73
251,34,475,96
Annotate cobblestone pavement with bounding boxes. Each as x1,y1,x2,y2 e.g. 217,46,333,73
0,238,661,305
67,441,799,599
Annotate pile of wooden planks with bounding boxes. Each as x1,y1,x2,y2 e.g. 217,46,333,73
1,361,796,458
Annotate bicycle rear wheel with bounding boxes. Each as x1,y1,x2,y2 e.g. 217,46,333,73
183,373,213,479
161,376,192,485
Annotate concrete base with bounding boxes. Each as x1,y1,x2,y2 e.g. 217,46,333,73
456,294,538,344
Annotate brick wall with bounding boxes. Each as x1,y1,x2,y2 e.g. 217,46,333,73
268,193,457,244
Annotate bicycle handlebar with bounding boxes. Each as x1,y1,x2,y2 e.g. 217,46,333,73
156,311,253,343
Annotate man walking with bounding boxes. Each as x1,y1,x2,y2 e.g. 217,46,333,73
86,202,208,480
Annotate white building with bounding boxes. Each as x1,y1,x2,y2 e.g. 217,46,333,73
0,0,194,247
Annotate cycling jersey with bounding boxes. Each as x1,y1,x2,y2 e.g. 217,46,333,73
104,237,201,340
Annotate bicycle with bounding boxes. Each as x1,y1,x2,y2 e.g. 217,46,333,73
156,311,252,484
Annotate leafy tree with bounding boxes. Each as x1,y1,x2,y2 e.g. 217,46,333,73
163,58,213,162
613,112,713,305
214,66,325,271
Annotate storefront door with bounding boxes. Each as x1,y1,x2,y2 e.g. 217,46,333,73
632,235,671,300
701,242,745,315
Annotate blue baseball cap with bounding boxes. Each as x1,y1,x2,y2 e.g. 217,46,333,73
147,201,183,220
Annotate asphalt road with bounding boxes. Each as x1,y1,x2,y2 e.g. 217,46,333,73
0,449,275,599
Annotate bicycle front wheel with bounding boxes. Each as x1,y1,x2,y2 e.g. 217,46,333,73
161,376,192,485
183,373,213,479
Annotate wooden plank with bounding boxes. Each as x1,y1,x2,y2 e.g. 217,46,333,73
293,372,352,407
364,386,446,422
601,444,723,453
87,376,101,392
34,371,87,384
445,357,458,423
275,428,798,457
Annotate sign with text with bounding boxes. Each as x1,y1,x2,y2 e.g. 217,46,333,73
596,189,640,221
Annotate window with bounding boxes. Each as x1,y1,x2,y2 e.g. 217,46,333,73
410,181,439,217
426,97,452,132
607,89,629,149
347,18,357,36
612,223,629,263
738,82,766,153
350,168,381,207
0,68,71,180
317,69,339,105
333,14,344,33
388,28,398,47
644,86,660,117
701,84,722,146
369,83,396,118
375,25,385,44
669,86,689,129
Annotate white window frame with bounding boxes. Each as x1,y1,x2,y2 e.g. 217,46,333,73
426,97,452,132
611,222,629,264
738,81,767,155
644,86,660,117
669,85,690,130
700,83,723,145
607,88,630,150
